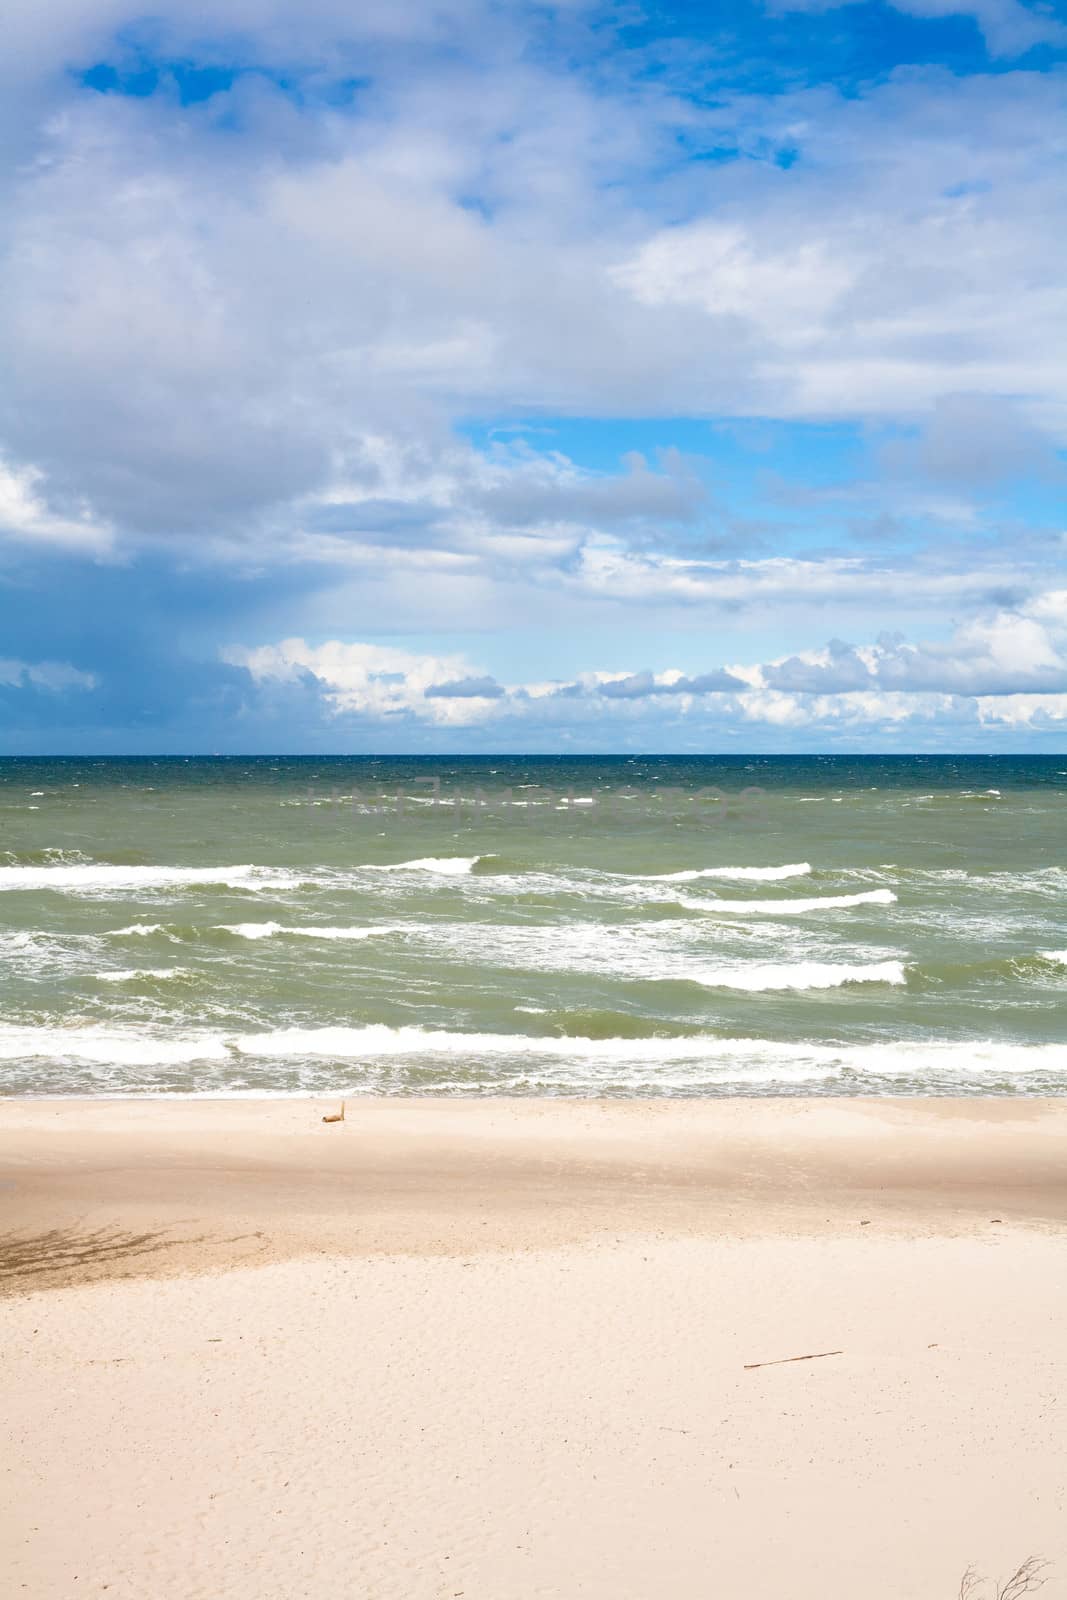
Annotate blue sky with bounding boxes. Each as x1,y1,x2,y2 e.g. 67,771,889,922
1,0,1066,752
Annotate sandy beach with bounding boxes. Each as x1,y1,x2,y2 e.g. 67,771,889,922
2,1097,1066,1598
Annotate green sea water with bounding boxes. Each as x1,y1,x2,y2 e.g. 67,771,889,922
0,755,1064,1096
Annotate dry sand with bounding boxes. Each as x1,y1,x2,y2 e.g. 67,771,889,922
1,1096,1065,1599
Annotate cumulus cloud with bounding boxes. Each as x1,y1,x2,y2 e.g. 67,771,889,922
425,675,505,699
597,668,746,698
755,599,1067,697
0,457,112,552
224,587,1067,740
225,638,507,725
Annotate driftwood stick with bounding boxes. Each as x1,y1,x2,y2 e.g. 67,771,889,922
744,1349,843,1370
322,1101,346,1124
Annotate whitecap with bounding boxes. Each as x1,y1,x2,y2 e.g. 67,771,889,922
212,1029,1065,1080
0,1027,229,1066
95,968,187,983
640,862,811,884
0,863,292,894
217,922,400,941
362,856,481,875
3,1025,1064,1087
689,889,896,916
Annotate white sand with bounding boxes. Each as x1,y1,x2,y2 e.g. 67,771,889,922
2,1098,1065,1599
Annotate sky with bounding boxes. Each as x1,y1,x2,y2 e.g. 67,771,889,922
1,0,1066,753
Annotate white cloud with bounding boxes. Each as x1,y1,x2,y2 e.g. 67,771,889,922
749,593,1067,695
568,541,1033,616
2,24,1067,546
0,456,112,551
976,692,1067,724
0,657,97,690
1,0,1065,754
226,588,1067,738
226,638,504,725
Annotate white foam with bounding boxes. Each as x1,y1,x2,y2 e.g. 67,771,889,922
689,960,906,992
224,1026,1056,1075
109,923,167,936
0,863,290,894
1,1024,1063,1083
0,1027,229,1066
217,922,399,942
640,862,811,883
227,1025,801,1061
1041,950,1067,967
363,856,481,875
691,889,897,916
95,968,186,983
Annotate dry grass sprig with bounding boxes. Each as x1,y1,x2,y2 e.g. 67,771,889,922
958,1558,1051,1600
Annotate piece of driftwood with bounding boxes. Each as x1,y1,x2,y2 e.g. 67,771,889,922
322,1101,346,1124
744,1349,843,1370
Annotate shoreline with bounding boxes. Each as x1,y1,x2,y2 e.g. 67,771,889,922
2,1095,1066,1290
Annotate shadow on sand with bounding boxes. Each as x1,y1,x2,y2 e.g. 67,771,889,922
0,1223,206,1291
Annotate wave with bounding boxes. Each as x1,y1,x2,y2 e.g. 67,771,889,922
690,889,896,916
0,863,293,894
906,951,1067,988
406,919,905,984
362,856,481,876
0,1027,230,1066
1,848,92,866
1,1024,1063,1083
839,865,1064,893
637,862,811,883
216,922,400,942
95,968,189,983
686,960,906,992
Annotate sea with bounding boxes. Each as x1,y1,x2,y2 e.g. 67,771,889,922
0,755,1064,1098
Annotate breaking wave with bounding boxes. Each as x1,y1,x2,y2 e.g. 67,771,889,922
0,1025,1063,1090
216,922,401,942
0,863,293,894
690,889,897,916
639,863,812,883
362,857,482,876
